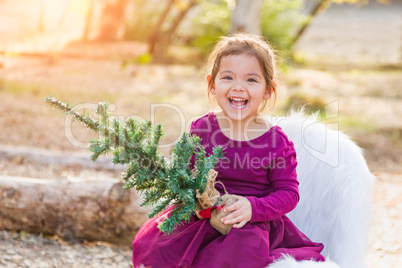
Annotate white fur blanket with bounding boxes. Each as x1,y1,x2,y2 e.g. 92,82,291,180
266,111,375,268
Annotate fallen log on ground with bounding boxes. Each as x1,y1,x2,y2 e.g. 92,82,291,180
0,145,122,171
0,175,149,246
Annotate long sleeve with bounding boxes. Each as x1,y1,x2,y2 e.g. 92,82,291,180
246,139,299,223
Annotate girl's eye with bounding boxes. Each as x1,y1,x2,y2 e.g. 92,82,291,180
222,76,232,80
248,78,258,83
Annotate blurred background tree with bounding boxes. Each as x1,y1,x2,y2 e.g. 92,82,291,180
124,0,199,61
26,0,388,63
24,0,386,61
83,0,128,41
123,0,384,63
189,0,311,63
230,0,264,34
123,0,312,62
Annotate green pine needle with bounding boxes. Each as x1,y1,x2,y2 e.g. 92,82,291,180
45,96,225,234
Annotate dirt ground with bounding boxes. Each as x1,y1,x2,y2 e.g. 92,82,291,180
0,41,401,267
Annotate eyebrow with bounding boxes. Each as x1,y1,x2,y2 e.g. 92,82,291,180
247,72,263,78
219,70,262,78
219,70,234,74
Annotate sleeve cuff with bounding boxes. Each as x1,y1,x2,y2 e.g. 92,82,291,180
245,196,259,223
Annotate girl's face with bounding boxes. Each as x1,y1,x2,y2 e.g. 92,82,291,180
209,53,270,124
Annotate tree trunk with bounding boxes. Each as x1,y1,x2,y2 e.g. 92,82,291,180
291,0,327,46
57,0,72,29
153,0,198,61
83,0,95,41
96,0,128,41
38,0,45,32
0,175,149,246
148,0,176,55
230,0,264,34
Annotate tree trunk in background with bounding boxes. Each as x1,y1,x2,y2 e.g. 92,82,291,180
0,176,149,246
148,0,176,55
230,0,264,34
38,0,45,32
83,0,95,41
291,0,327,46
96,0,128,41
153,0,198,61
148,0,198,61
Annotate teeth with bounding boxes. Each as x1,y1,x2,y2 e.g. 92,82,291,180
230,98,246,101
229,98,247,109
230,102,246,109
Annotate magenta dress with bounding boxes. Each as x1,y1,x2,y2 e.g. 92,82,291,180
132,112,325,268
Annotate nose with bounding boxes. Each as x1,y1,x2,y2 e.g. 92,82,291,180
232,81,245,92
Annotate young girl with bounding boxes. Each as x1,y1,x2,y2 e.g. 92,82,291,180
132,33,325,267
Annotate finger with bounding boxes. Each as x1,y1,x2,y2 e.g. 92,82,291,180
221,212,237,223
224,201,240,213
222,215,243,225
195,211,204,220
233,220,247,229
223,204,249,219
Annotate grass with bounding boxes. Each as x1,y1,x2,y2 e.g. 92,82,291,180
280,92,328,118
0,79,49,97
0,79,123,107
276,90,379,135
338,115,377,133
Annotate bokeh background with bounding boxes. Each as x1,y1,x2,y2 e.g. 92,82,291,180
0,0,401,267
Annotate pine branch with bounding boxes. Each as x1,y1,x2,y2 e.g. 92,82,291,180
45,96,99,131
45,96,225,234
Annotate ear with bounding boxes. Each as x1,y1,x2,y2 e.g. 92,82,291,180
264,80,276,100
207,75,216,95
263,87,272,100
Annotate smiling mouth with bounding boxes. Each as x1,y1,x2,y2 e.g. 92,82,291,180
229,98,248,109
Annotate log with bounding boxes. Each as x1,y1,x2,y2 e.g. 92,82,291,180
0,145,123,171
0,175,150,246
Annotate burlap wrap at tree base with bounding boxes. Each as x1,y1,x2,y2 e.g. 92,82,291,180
196,169,238,235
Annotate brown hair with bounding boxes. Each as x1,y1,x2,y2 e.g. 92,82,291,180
206,33,277,113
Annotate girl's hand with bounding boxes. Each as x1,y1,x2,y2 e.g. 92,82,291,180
221,196,252,229
195,210,204,220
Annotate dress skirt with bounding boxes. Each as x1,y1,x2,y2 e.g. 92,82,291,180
132,206,325,268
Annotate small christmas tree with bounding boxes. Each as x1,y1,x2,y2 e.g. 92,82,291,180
45,96,225,234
